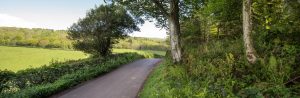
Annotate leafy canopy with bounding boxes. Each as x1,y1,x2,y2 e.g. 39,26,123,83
111,0,204,28
68,4,139,57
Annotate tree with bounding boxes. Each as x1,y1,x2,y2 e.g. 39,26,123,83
68,4,139,57
168,0,182,63
112,0,184,63
243,0,257,64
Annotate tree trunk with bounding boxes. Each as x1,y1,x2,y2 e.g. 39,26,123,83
243,0,257,64
217,24,220,39
206,19,211,43
169,0,182,63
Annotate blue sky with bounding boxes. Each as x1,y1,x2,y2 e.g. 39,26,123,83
0,0,167,38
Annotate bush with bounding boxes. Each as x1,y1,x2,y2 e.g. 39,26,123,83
0,70,15,93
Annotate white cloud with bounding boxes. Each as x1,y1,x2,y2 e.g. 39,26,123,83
130,21,167,39
0,13,39,28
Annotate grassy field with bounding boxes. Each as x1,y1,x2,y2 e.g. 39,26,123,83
113,48,166,56
0,46,165,72
0,46,88,71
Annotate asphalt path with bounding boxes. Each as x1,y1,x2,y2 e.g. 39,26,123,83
50,58,161,98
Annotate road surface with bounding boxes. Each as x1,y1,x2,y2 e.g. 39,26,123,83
50,58,161,98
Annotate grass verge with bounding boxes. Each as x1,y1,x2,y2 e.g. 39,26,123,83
139,60,171,98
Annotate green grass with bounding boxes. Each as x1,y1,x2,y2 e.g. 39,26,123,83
0,46,165,72
0,46,89,71
139,61,168,98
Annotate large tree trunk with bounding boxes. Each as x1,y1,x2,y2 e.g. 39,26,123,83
243,0,257,64
169,0,182,63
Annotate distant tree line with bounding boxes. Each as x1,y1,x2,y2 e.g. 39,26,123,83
0,27,72,49
0,27,168,51
114,37,168,51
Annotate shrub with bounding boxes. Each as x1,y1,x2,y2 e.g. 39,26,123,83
0,70,15,93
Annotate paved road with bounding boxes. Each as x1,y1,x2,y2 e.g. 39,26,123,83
50,58,161,98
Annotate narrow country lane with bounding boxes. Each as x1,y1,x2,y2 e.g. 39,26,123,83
50,58,161,98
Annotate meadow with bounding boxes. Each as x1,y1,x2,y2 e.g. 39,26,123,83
113,48,166,56
0,46,165,72
0,46,88,71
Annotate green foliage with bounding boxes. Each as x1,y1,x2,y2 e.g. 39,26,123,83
181,0,243,43
68,4,139,57
237,87,264,98
113,0,204,28
140,0,299,97
141,38,299,97
204,0,243,38
0,53,145,98
0,27,72,49
0,70,15,92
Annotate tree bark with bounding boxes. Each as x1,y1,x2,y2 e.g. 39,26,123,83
206,19,211,43
243,0,257,64
169,0,182,63
152,0,182,63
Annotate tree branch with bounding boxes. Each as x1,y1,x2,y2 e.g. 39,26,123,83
151,0,169,17
284,76,300,85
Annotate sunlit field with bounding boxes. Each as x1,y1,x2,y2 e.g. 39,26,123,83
113,48,166,56
0,46,88,71
0,46,165,72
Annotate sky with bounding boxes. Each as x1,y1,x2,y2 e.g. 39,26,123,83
0,0,167,38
